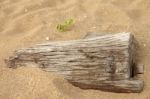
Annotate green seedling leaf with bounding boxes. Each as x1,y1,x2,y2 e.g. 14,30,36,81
56,18,75,32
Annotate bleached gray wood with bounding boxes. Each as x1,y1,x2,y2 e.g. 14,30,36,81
6,32,143,93
84,32,143,75
71,79,143,93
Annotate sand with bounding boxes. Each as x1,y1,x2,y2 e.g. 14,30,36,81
0,0,150,99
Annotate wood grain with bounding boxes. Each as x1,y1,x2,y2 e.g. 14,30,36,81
6,33,143,93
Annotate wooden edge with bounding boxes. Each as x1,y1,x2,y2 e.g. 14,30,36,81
83,32,132,39
69,79,144,93
135,64,144,74
83,32,106,39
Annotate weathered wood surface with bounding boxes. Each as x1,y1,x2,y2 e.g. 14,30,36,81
84,32,144,75
6,32,144,93
71,79,143,93
134,64,144,74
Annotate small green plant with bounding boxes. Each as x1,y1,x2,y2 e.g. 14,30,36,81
56,18,75,32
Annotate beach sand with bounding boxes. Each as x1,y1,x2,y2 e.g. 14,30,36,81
0,0,150,99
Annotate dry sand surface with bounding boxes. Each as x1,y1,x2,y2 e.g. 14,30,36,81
0,0,150,99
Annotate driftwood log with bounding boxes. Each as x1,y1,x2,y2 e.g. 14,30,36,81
6,33,144,93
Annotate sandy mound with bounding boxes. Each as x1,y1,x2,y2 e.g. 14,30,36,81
0,0,150,99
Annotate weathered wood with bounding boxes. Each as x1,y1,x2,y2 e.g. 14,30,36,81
6,32,143,93
134,64,144,74
70,79,143,93
83,32,106,39
84,32,144,75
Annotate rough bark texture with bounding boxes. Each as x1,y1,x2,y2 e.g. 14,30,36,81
6,32,143,93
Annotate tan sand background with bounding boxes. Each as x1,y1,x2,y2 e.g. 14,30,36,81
0,0,150,99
